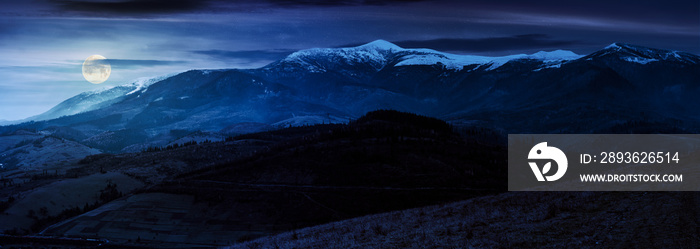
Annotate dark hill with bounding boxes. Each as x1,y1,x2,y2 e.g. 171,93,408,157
46,110,506,246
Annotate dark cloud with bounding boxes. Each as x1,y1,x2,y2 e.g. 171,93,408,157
373,34,580,53
55,0,207,15
51,0,431,16
192,49,295,63
461,0,698,26
266,0,430,7
82,59,188,68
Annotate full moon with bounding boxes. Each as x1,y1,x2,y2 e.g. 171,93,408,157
82,55,111,84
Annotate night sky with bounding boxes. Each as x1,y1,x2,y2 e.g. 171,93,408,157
0,0,698,121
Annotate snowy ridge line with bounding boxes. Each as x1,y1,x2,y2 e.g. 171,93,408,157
283,39,582,71
602,43,698,64
395,49,581,71
83,72,178,96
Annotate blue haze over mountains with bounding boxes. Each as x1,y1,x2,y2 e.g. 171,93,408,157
1,40,699,153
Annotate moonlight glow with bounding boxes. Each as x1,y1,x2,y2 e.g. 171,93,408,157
82,55,111,84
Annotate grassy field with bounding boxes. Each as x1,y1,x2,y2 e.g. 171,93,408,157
0,172,144,233
229,191,700,248
42,192,265,248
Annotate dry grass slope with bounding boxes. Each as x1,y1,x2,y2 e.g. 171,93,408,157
229,191,699,249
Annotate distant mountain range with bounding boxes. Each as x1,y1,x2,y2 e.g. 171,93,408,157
1,40,699,153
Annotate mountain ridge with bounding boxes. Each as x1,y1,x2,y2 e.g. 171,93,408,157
16,40,699,126
278,39,582,72
1,40,699,153
587,42,700,64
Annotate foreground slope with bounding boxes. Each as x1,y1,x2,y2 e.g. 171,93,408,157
230,191,699,248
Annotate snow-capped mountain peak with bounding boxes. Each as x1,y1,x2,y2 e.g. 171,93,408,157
526,50,581,61
603,43,661,57
604,42,624,50
125,73,177,95
278,40,581,71
356,39,403,52
278,40,403,71
594,43,699,64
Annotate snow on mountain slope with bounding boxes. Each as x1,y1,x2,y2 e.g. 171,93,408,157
588,43,700,64
25,73,176,122
281,39,581,71
125,74,175,95
395,49,580,70
623,57,658,64
281,40,401,72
